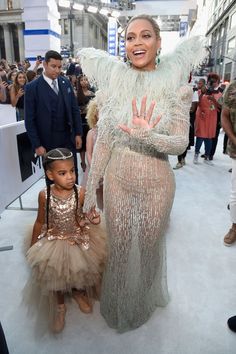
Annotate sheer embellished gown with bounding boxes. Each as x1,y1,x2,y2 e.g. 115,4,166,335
80,37,205,332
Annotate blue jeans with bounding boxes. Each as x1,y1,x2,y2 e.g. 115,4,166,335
195,137,212,157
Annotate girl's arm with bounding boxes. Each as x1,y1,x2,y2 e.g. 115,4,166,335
86,130,94,167
0,80,7,103
30,190,45,246
10,86,24,107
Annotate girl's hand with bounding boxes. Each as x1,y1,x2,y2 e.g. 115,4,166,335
85,207,101,225
17,88,24,97
0,81,8,89
118,96,161,135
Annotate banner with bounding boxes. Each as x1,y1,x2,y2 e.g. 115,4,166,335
0,122,43,214
108,18,118,56
179,21,188,37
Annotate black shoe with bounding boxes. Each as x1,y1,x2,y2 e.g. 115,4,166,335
229,168,232,173
201,154,206,158
209,156,213,161
228,316,236,332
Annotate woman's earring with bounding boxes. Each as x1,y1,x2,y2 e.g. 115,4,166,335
156,48,161,65
124,55,132,67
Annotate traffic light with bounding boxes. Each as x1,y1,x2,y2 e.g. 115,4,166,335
216,57,224,65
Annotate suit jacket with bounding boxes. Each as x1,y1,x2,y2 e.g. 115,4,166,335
24,75,82,150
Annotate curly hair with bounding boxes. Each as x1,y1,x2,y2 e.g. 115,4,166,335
86,98,98,129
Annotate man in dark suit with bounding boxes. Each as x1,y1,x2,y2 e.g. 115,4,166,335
24,50,82,182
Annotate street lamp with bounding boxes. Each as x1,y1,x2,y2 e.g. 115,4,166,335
68,1,75,57
59,0,77,57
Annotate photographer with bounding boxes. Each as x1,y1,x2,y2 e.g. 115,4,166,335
193,73,222,165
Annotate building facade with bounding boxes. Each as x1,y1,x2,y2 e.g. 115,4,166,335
0,0,24,63
0,0,109,63
59,7,108,57
206,0,236,81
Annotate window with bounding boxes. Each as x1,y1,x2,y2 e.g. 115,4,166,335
7,0,13,10
223,1,227,11
227,37,235,53
220,25,224,38
9,24,19,61
230,11,236,29
0,26,6,59
94,25,98,39
64,19,68,35
224,62,232,81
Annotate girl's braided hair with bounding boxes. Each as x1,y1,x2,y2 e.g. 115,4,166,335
43,148,73,171
42,148,79,230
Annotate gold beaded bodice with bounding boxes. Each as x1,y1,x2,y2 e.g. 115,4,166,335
39,187,89,250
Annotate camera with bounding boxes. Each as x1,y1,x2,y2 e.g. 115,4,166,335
206,78,215,95
36,55,42,62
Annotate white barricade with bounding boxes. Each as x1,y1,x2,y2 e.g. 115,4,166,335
0,121,43,215
0,104,17,126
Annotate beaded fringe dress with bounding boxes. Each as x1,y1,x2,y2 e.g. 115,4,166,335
79,36,207,332
23,186,106,333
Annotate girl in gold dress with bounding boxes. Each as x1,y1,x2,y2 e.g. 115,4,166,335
24,148,106,333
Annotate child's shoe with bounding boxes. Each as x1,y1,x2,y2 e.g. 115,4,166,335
72,290,93,314
52,304,66,333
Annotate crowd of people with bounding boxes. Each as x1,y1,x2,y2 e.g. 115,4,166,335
0,13,236,347
0,56,86,122
173,74,228,169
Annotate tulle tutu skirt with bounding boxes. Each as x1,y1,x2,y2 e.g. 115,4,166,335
23,221,107,334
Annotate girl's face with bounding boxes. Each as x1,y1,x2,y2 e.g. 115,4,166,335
80,76,89,88
10,71,17,82
46,159,76,190
125,19,161,72
17,73,26,86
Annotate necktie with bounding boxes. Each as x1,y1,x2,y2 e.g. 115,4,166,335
52,80,58,95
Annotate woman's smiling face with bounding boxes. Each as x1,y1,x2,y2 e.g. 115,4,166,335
125,19,161,72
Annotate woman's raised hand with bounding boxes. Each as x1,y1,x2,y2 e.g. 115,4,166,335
119,96,161,135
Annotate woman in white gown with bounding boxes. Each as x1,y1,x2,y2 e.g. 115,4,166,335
79,14,206,332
